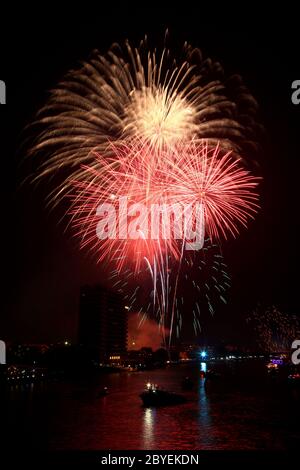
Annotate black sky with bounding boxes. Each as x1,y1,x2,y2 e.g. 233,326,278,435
1,6,299,344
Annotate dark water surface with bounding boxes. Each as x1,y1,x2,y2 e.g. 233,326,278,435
2,362,300,450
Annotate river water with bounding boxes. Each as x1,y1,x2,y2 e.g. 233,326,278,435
2,361,300,450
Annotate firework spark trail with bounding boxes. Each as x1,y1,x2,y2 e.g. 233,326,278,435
110,239,231,344
168,233,186,348
25,36,260,206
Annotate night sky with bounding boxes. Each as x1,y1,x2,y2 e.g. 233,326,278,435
1,7,299,345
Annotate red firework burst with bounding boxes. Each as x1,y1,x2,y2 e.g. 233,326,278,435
70,140,260,272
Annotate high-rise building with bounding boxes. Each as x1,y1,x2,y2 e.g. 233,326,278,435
78,285,127,363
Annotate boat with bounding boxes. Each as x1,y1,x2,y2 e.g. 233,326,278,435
140,383,187,407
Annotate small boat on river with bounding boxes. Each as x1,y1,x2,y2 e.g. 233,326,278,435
140,382,187,407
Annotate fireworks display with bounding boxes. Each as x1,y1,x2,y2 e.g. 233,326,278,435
27,35,262,345
27,36,260,205
247,305,300,352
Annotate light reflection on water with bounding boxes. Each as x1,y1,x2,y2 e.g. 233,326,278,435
2,362,300,450
198,362,213,445
143,408,155,448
